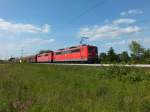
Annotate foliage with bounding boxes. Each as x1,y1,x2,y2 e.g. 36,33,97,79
100,41,150,64
0,60,8,63
129,41,145,63
142,49,150,64
129,41,145,57
99,48,118,63
0,64,150,112
99,52,107,63
107,47,118,63
118,51,130,63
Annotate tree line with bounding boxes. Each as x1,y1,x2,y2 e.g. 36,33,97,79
99,41,150,64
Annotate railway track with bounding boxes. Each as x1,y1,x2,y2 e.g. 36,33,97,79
46,63,150,68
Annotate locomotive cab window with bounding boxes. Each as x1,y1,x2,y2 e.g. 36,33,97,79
89,47,97,53
71,49,80,53
88,47,93,53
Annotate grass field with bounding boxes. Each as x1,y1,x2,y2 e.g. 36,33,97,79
0,64,150,112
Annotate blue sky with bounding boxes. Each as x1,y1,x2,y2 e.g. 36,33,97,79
0,0,150,59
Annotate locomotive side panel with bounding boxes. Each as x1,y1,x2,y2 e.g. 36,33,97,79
53,45,98,63
37,52,53,63
54,47,84,62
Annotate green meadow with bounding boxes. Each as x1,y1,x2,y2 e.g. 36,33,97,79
0,64,150,112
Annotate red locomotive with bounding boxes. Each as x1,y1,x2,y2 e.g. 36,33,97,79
22,45,98,63
53,45,98,63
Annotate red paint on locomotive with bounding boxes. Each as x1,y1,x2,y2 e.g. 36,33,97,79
23,45,98,63
37,52,53,63
53,45,98,63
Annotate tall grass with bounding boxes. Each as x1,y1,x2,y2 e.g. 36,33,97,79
0,64,150,112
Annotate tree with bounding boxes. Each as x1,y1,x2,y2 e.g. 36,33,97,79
99,52,107,63
129,41,144,57
143,49,150,64
107,47,117,63
119,51,130,63
129,41,145,63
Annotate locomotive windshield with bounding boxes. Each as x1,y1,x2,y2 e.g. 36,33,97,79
89,47,97,54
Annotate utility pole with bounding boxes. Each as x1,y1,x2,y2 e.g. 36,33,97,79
20,47,24,63
21,47,24,58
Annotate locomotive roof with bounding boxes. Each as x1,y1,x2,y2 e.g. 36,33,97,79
38,51,53,55
21,44,97,58
56,44,96,52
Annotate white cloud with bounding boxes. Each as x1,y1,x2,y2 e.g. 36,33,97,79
0,26,54,57
42,24,50,33
120,12,126,16
0,18,54,59
23,38,55,45
105,40,131,47
143,38,150,43
128,9,143,15
0,37,55,59
79,18,141,41
120,9,143,16
0,38,55,51
0,18,50,33
113,18,136,25
105,38,150,47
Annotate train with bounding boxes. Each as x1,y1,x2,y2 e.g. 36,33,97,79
13,44,98,63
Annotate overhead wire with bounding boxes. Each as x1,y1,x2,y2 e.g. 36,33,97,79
68,0,107,24
64,0,109,45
